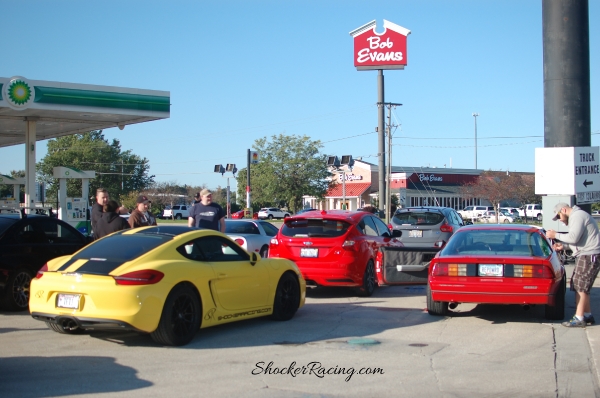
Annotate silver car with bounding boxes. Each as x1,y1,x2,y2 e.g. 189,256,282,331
224,219,280,258
390,206,466,248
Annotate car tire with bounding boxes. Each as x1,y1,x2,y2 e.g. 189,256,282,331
357,260,376,297
284,214,290,218
45,320,84,334
175,214,182,220
271,272,300,321
545,275,566,320
426,284,449,316
1,268,33,311
268,214,273,220
503,219,510,223
537,214,543,222
259,245,269,258
151,283,201,346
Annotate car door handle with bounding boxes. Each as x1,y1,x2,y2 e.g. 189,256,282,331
218,273,227,278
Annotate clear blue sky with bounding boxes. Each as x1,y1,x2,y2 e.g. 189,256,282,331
1,0,599,193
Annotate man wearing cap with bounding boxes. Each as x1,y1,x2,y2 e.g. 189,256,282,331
129,195,157,229
188,189,225,232
546,203,600,327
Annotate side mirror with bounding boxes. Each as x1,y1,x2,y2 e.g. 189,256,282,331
250,252,259,266
392,229,402,238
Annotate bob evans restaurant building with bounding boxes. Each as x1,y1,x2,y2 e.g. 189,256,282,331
303,160,495,211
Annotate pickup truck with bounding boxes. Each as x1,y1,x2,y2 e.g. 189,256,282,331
518,204,543,221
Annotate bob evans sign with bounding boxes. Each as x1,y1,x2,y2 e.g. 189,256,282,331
350,20,411,71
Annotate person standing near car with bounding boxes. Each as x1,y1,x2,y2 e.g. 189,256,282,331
188,188,225,232
91,188,109,239
546,203,600,327
95,200,130,238
129,195,157,229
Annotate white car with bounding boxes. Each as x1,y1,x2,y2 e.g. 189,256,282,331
257,207,290,220
479,210,514,223
224,219,280,257
458,205,494,220
163,204,191,220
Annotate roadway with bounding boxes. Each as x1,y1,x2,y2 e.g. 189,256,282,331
1,262,599,397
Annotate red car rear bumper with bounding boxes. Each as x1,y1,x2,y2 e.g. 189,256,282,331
295,258,363,287
430,277,561,305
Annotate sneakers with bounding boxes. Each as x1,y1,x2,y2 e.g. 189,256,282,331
562,316,586,328
584,315,596,325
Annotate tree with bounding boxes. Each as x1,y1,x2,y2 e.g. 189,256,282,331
235,134,332,212
460,171,541,223
36,131,154,203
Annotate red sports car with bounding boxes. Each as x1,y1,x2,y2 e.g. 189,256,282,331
427,224,566,319
230,210,245,219
268,210,403,296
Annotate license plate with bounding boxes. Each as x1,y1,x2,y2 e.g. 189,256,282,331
57,294,81,309
300,248,318,258
409,230,423,238
479,264,503,277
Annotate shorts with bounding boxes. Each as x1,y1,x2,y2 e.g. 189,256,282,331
570,254,600,293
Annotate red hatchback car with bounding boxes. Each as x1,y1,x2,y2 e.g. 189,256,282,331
269,210,403,296
427,224,566,320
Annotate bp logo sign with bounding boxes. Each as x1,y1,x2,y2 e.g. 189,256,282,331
2,76,35,110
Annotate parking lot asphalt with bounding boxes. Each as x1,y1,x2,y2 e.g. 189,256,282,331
1,261,599,397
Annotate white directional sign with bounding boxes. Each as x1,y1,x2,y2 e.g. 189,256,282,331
535,146,600,204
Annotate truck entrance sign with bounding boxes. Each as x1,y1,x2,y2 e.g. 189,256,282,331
534,147,600,204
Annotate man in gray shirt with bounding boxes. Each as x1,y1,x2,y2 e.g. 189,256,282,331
547,203,600,327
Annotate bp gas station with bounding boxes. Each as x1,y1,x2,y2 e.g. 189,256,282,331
0,76,170,234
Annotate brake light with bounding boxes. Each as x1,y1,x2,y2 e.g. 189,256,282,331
342,240,356,248
234,238,245,246
432,263,468,276
375,251,383,273
387,223,393,231
36,263,48,279
440,222,453,233
270,238,278,245
512,265,553,278
113,270,164,285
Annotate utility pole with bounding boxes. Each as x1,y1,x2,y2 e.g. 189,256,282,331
377,102,402,223
472,113,479,169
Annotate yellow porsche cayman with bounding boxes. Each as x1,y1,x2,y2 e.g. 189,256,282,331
29,226,306,346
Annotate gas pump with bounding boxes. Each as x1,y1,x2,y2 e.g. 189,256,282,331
53,167,96,236
0,174,24,213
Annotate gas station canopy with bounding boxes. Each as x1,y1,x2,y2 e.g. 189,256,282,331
0,75,170,210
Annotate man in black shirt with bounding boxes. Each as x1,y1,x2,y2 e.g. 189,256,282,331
91,188,109,239
188,189,225,232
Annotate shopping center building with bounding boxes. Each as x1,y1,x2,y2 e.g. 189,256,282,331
303,160,526,211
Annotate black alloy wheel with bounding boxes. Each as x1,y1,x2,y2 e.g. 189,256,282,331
2,268,33,311
271,272,300,321
357,261,376,297
151,284,201,346
259,245,269,258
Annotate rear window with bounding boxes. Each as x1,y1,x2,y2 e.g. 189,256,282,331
72,234,171,262
441,229,551,257
281,218,352,238
225,221,259,234
393,211,444,226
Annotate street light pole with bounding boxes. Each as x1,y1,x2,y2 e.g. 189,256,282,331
342,170,346,210
472,112,479,169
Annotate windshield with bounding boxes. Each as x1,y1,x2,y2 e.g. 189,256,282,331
441,229,551,257
281,218,351,238
393,211,444,226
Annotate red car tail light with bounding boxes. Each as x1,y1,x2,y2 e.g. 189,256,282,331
512,265,553,278
440,222,453,233
36,263,48,279
387,223,393,231
432,263,468,276
375,251,383,273
342,240,356,248
270,238,279,245
113,270,164,285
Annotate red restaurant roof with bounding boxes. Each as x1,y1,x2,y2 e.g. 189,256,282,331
326,182,371,198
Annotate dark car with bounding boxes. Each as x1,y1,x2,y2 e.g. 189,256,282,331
0,214,91,311
390,206,466,248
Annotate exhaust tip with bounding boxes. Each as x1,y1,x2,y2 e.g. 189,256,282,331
522,305,530,311
449,303,458,310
